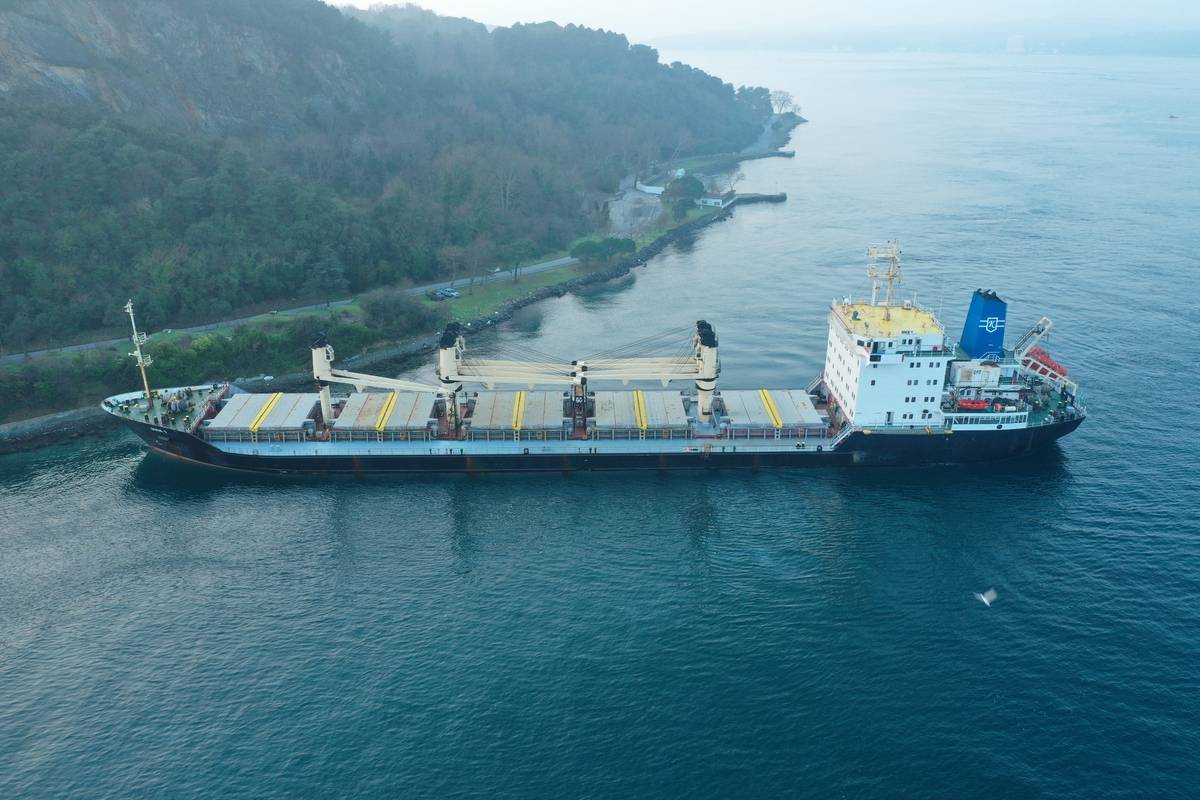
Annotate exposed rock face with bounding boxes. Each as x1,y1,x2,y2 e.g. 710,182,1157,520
0,0,376,134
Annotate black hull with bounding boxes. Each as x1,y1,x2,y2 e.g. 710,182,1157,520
115,416,1084,476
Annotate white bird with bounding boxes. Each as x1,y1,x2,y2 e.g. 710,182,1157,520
974,588,998,607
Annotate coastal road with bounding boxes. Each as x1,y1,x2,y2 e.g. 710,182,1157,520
742,114,781,153
0,254,579,365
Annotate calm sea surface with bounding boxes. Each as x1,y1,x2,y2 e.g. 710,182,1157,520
2,53,1198,799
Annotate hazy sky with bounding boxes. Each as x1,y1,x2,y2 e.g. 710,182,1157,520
333,1,1199,42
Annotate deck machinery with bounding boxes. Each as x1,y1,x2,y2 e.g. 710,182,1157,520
102,244,1085,474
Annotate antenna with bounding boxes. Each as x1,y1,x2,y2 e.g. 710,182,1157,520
124,300,154,409
866,240,902,319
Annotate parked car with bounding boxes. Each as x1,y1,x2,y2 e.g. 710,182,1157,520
437,288,462,299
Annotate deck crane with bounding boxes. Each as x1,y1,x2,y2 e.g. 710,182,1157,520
310,334,463,430
1011,317,1078,398
311,321,720,437
436,320,722,430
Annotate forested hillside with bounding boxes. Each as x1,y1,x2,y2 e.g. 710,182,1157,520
0,0,772,349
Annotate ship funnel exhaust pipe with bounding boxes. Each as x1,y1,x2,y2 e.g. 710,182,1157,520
960,289,1007,361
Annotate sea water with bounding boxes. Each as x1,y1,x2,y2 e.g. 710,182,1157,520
2,52,1198,798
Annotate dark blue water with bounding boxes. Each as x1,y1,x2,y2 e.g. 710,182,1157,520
2,53,1198,798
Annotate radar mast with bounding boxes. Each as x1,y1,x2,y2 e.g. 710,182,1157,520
124,300,154,409
866,241,902,317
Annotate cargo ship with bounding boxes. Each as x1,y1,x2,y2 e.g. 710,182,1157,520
103,244,1085,474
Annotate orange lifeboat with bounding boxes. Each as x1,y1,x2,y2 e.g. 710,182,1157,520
1027,346,1068,376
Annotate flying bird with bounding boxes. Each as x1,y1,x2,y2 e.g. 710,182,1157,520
974,588,998,607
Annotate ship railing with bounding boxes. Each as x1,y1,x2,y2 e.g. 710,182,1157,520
722,427,833,441
829,425,858,448
945,412,1029,428
189,382,231,434
1018,360,1078,398
903,347,952,359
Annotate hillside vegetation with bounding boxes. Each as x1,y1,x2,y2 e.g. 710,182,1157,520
0,0,773,350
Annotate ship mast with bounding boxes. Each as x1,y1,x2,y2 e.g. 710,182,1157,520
124,300,154,410
866,241,902,318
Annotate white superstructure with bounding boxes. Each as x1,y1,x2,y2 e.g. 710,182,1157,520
822,243,953,428
823,299,952,428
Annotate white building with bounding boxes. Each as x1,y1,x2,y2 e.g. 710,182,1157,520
696,190,736,208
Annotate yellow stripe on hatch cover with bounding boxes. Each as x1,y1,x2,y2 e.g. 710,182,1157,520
375,391,398,432
633,390,648,430
249,392,283,433
758,388,783,429
511,391,526,430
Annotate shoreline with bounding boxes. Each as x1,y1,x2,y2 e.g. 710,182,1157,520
1,126,799,456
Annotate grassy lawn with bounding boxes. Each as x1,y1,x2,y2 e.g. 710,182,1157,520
633,206,719,248
427,266,599,321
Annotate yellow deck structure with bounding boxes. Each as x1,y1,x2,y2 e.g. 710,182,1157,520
833,302,942,338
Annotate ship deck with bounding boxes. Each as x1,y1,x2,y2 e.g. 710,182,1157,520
211,433,838,459
102,379,1080,461
102,385,230,432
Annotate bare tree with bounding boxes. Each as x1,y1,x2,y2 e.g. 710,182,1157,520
436,244,466,288
466,237,496,292
493,153,525,214
725,170,745,193
665,129,694,165
769,90,795,115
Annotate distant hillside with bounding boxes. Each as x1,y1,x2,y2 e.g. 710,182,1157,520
0,0,773,348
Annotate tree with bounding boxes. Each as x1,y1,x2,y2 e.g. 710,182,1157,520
361,287,440,337
570,240,602,264
571,237,634,265
501,238,539,282
465,236,496,291
769,90,794,114
663,175,704,200
435,245,466,288
598,237,635,261
303,245,349,300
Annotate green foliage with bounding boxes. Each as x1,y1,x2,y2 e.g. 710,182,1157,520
670,199,693,221
603,238,637,260
360,288,443,338
500,239,540,267
0,2,773,351
663,175,706,200
570,237,636,264
569,241,602,263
